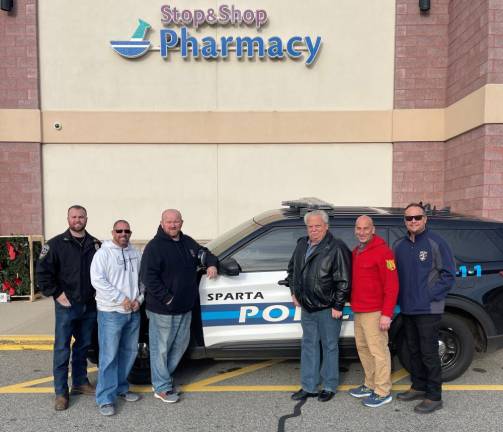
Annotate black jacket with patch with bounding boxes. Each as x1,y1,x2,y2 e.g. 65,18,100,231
141,226,218,315
36,230,101,306
287,231,352,313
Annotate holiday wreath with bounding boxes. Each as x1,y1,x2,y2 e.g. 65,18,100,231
0,236,42,298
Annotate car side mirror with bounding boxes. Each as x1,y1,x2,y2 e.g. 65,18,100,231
219,257,241,276
278,279,289,286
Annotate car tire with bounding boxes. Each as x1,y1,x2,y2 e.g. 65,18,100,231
127,342,151,385
395,313,475,382
128,364,151,385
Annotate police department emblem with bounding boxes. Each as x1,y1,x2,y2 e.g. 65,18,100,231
386,259,396,271
39,244,50,259
419,250,428,261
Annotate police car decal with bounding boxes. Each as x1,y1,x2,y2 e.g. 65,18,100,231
201,303,355,327
199,271,358,347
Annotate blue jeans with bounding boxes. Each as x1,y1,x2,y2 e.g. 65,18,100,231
300,308,342,393
96,311,140,406
53,301,97,396
147,310,191,393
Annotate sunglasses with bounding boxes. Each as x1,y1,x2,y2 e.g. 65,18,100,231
404,215,424,222
115,229,132,234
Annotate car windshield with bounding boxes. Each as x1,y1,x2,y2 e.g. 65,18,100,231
206,218,262,257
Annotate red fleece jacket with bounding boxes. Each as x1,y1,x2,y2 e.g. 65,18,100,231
350,234,399,318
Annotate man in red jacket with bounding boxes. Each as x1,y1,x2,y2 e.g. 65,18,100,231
348,215,399,408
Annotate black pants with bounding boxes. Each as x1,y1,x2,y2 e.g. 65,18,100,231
402,314,442,401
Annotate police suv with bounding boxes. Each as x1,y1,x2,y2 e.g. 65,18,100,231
128,198,503,384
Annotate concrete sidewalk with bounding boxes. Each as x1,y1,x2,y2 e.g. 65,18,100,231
0,296,54,342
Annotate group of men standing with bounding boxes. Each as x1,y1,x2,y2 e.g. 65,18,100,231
37,201,455,416
287,203,456,413
36,206,217,415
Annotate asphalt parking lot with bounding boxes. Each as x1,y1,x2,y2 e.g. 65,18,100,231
1,343,503,432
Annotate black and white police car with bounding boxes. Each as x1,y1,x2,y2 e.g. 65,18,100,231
127,198,503,384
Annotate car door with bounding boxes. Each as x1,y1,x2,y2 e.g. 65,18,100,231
199,227,304,349
199,224,374,350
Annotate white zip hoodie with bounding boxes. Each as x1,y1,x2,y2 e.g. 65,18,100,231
90,240,143,313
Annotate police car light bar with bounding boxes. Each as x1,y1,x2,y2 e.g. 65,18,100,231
282,198,335,212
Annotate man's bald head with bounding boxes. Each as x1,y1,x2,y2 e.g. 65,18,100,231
160,209,183,240
162,209,182,222
356,215,374,227
355,215,375,244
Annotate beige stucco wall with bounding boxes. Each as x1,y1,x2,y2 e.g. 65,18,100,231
38,1,395,240
38,0,395,111
42,143,393,241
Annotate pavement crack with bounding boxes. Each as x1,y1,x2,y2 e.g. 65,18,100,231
277,399,306,432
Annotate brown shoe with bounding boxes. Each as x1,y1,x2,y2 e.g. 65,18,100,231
70,382,95,395
55,394,69,411
397,388,426,401
414,399,443,414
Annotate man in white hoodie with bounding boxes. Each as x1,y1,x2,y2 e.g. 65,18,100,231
90,220,143,416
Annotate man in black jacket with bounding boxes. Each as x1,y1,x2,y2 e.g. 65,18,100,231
287,210,351,402
36,205,101,411
141,209,218,403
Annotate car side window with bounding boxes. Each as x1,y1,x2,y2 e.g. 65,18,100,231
230,226,389,272
330,227,357,250
389,227,407,248
231,228,305,272
432,229,503,263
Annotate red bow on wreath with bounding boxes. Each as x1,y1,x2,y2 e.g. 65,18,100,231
5,241,17,261
2,281,15,296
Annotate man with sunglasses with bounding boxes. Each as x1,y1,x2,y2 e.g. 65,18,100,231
90,220,143,416
393,203,456,414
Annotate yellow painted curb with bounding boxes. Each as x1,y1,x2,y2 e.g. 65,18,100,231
0,344,53,351
0,335,54,343
0,336,54,350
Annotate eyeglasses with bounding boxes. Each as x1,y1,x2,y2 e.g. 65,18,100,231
404,215,424,222
115,229,132,234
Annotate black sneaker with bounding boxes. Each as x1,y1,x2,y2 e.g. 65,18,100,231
291,389,318,401
317,390,335,402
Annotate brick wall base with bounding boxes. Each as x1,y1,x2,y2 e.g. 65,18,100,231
0,142,43,235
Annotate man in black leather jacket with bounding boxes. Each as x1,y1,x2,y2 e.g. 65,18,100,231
287,209,351,402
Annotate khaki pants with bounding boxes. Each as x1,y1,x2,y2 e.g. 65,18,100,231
354,311,392,396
